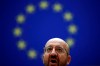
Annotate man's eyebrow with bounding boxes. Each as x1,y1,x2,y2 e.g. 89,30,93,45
55,45,63,48
45,45,64,48
44,45,52,49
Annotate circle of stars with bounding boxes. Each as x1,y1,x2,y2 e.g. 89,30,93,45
13,1,78,59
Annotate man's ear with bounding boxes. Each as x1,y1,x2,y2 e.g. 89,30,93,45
67,55,71,65
42,54,44,64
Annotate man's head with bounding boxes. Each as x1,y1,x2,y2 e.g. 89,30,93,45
42,38,71,66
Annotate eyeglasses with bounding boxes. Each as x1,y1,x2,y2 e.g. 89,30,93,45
44,46,69,55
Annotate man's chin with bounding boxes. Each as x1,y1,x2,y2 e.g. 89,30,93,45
49,62,58,66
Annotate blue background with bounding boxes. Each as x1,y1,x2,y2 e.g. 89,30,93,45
0,0,100,66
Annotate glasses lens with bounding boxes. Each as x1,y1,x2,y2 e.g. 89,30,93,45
44,46,66,53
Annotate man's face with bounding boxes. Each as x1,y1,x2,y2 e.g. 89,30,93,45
43,41,71,66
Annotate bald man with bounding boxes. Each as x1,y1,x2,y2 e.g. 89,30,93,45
42,38,71,66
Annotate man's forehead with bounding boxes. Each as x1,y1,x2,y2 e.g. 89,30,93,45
45,38,67,48
46,38,66,43
45,42,65,47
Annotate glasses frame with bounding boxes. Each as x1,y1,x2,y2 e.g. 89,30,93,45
43,46,69,55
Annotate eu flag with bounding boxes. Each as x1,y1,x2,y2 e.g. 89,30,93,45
0,0,100,66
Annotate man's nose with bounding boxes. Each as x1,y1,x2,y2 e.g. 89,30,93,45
51,48,56,53
50,48,57,56
50,48,58,58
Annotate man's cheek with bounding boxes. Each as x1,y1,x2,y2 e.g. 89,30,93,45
44,55,49,62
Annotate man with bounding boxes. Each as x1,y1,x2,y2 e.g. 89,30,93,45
42,38,71,66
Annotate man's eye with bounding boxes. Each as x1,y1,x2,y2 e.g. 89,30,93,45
47,48,52,52
57,48,62,52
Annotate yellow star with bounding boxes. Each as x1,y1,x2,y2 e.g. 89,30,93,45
64,12,73,21
13,27,22,37
66,38,74,47
68,25,77,34
16,14,25,24
39,1,48,9
17,40,26,50
53,3,62,12
26,4,35,13
28,49,37,59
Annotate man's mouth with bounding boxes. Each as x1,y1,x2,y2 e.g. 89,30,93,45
49,59,58,66
51,59,57,63
48,53,59,66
